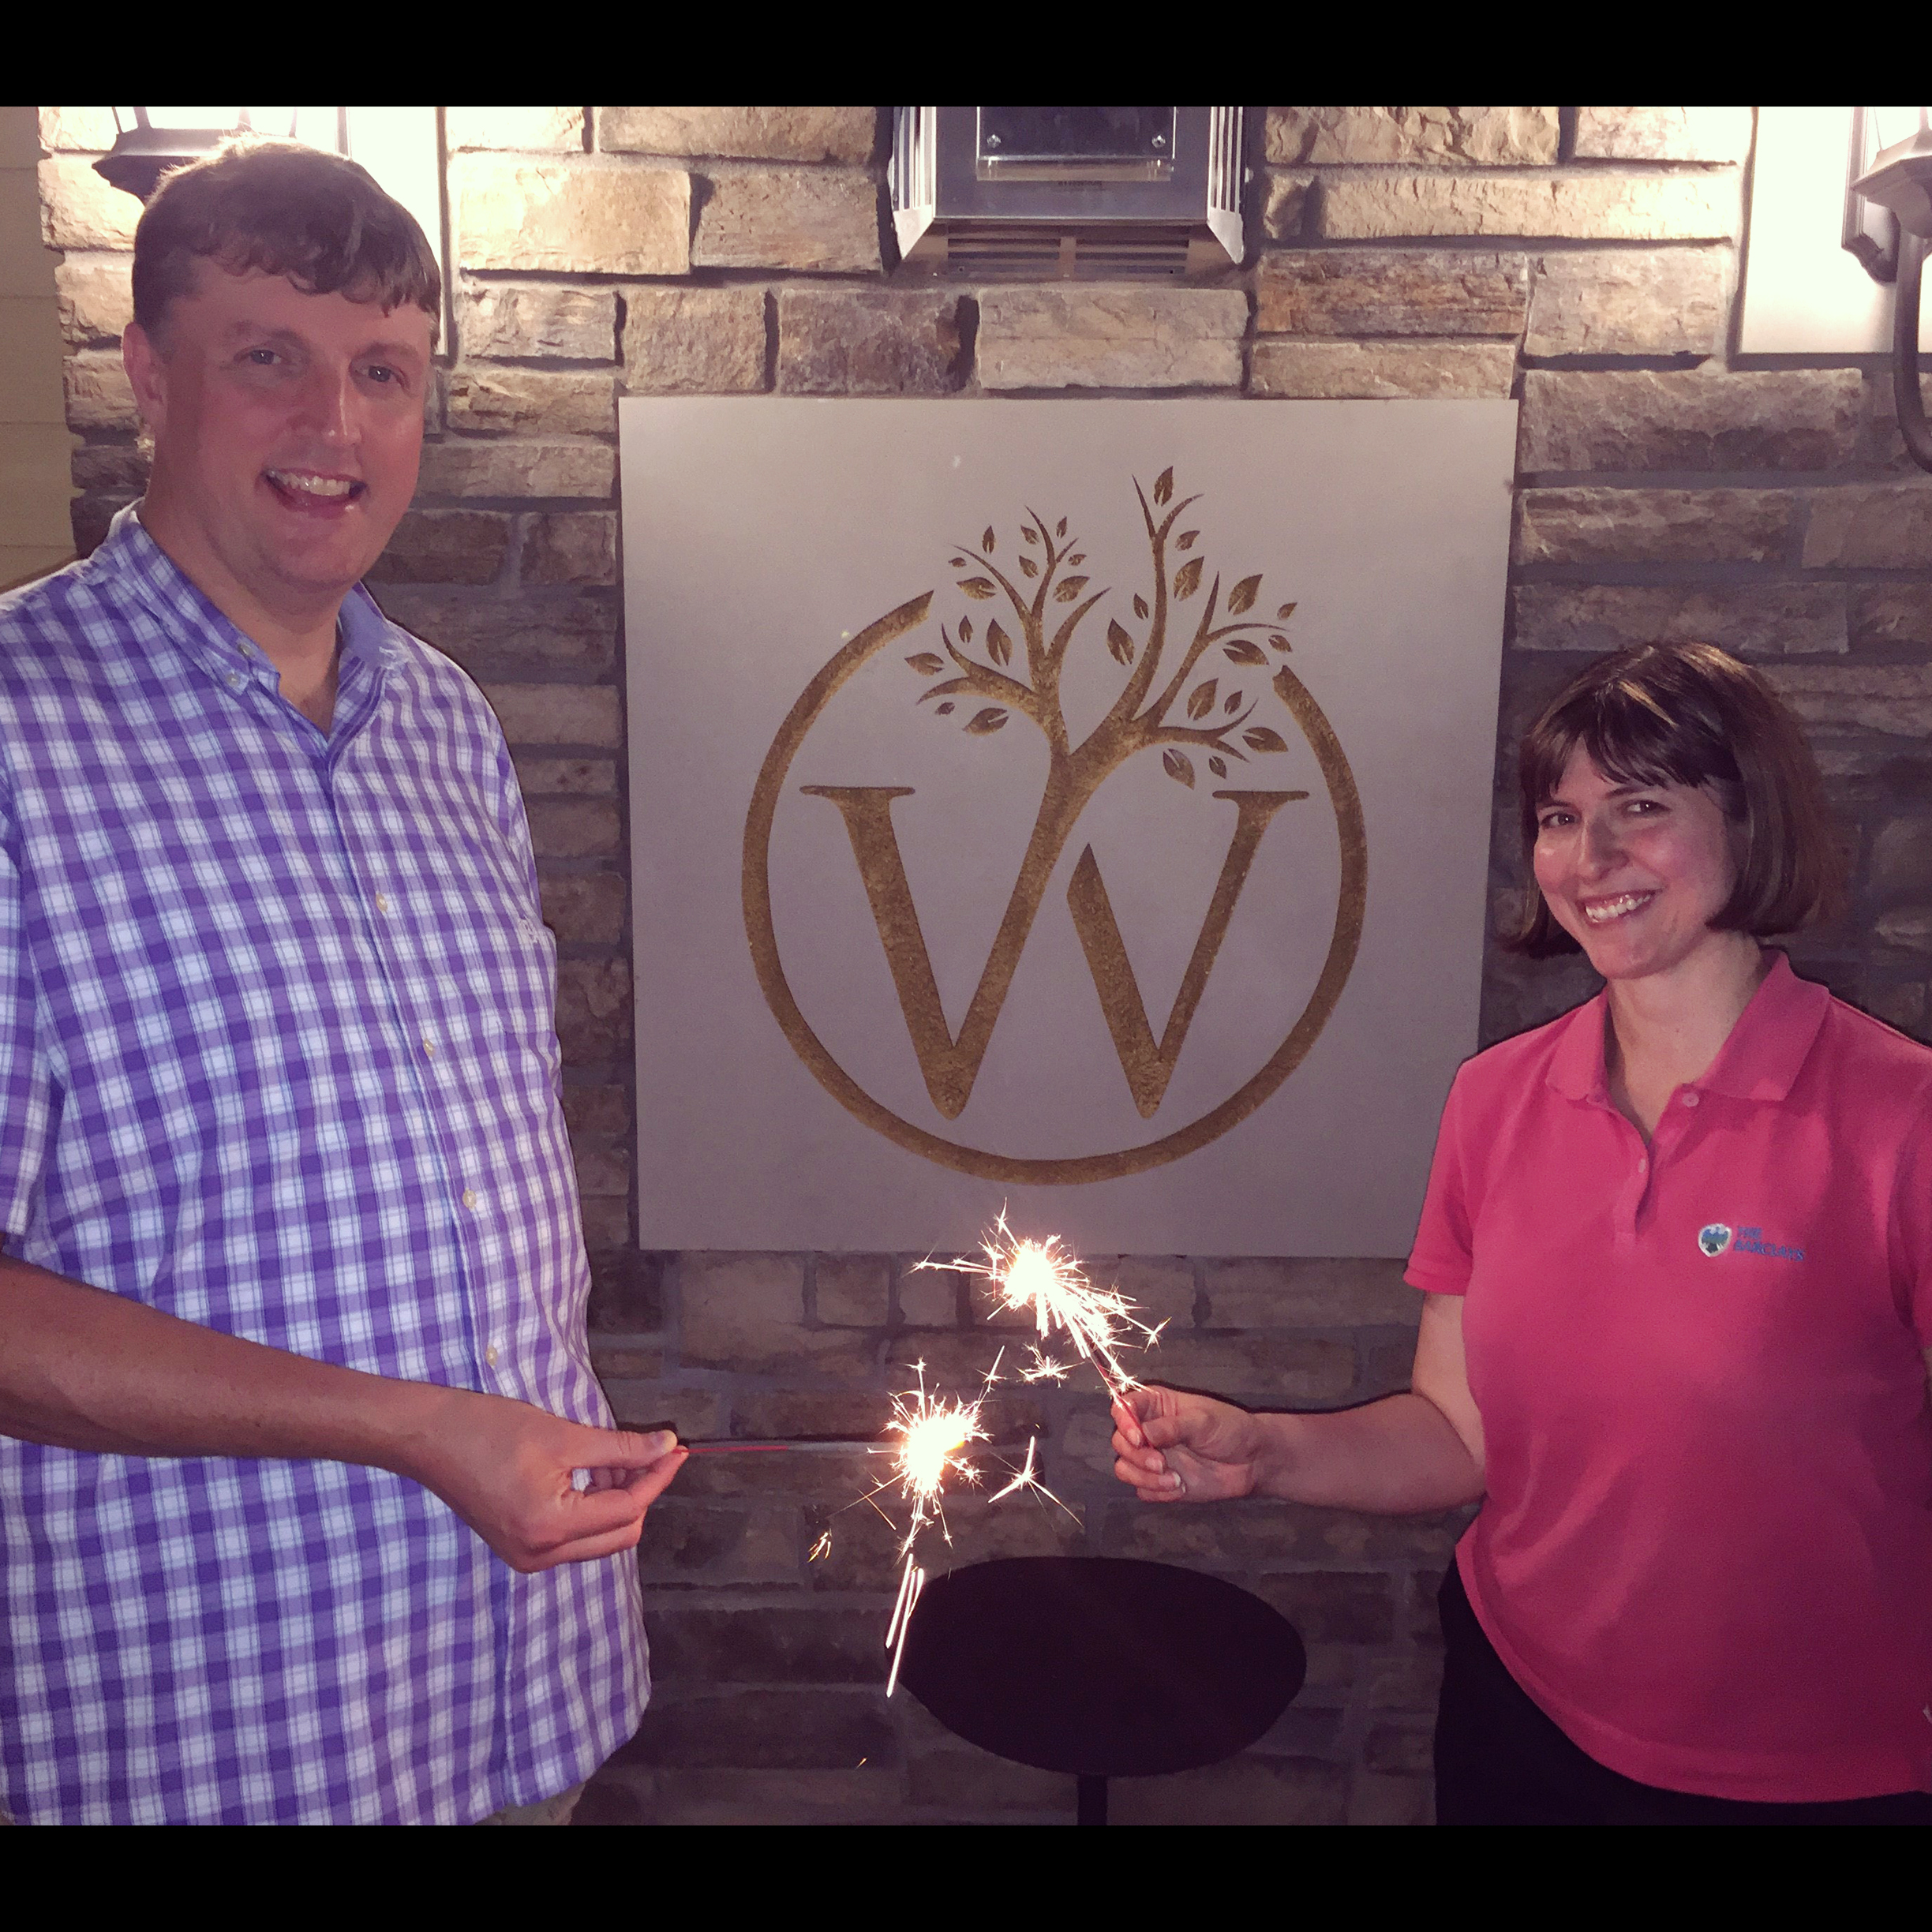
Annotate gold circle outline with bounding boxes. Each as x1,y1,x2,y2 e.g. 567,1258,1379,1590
743,592,1368,1185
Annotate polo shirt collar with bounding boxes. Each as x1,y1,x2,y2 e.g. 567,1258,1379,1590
1545,951,1829,1106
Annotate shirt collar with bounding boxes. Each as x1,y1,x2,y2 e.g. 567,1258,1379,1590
1545,951,1829,1106
97,500,396,687
335,581,395,680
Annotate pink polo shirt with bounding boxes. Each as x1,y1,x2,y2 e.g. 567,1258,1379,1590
1407,954,1932,1802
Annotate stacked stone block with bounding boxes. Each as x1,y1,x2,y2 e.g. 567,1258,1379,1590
32,104,1932,1825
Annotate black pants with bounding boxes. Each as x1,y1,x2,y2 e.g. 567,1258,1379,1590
1433,1562,1932,1825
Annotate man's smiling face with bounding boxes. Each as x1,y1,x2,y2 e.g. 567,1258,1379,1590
125,263,431,611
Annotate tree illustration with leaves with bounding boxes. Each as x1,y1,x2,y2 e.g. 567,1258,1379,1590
907,466,1299,793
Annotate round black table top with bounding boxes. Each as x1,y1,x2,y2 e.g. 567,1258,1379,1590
897,1556,1305,1779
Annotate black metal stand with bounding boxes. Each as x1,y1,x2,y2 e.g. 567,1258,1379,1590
897,1556,1305,1825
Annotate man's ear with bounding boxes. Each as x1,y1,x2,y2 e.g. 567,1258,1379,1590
122,322,168,438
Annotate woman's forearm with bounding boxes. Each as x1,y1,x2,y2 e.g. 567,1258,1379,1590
1252,1392,1484,1512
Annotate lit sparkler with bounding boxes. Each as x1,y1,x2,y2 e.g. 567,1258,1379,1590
677,1220,1147,1702
881,1361,990,1560
874,1361,987,1698
863,1353,1073,1695
921,1211,1166,1398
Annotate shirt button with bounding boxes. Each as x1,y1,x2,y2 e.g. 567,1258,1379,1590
421,1038,435,1059
224,672,243,690
374,892,390,913
1682,1091,1700,1109
461,1188,477,1209
485,1344,498,1368
1638,1158,1648,1173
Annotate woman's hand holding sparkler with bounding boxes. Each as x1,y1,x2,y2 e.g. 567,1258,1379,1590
1111,1301,1487,1514
1110,1387,1273,1503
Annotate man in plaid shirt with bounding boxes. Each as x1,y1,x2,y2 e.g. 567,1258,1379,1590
0,140,686,1823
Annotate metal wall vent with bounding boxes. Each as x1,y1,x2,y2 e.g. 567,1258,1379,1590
892,107,1245,280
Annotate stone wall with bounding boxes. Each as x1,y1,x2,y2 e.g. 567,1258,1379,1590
0,106,72,590
33,107,1932,1826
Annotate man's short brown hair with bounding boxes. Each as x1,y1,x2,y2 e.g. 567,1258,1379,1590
132,138,440,348
1507,641,1844,957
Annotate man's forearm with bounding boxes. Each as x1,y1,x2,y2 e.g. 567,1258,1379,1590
1253,1393,1485,1512
0,1252,456,1478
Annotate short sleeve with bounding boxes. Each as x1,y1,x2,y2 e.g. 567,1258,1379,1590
0,796,51,1237
1404,1066,1475,1297
1887,1088,1932,1348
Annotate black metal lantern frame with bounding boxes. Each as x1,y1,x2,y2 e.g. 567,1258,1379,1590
95,108,350,202
1848,109,1932,472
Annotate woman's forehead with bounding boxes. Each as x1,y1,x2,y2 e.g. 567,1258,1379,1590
1548,744,1688,799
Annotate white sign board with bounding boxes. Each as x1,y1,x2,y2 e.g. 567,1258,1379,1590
621,399,1515,1254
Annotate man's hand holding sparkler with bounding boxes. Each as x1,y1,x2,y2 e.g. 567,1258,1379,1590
1111,1388,1271,1503
406,1395,688,1574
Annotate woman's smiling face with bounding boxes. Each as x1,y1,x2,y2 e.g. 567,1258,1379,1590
1531,748,1741,983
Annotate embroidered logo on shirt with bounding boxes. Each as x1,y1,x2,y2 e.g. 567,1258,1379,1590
1698,1222,1805,1261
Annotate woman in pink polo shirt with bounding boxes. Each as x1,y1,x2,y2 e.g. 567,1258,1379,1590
1113,641,1932,1824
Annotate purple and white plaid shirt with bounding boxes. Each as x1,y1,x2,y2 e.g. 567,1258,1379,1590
0,507,646,1824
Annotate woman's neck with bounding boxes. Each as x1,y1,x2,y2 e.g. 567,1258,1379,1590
1604,933,1769,1129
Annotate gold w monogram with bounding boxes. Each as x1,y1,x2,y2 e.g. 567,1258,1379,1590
744,469,1366,1185
803,785,1304,1118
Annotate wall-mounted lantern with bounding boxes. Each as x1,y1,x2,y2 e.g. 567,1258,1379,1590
1739,110,1930,447
1850,108,1932,471
92,107,451,346
889,107,1245,279
95,108,350,201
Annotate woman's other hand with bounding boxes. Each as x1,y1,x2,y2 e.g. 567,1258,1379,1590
1110,1386,1271,1503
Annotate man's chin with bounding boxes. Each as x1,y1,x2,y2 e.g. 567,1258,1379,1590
256,522,395,599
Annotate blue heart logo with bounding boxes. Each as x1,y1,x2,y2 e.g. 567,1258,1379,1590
1698,1223,1733,1258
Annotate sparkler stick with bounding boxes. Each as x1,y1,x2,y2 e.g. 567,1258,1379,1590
681,1440,882,1456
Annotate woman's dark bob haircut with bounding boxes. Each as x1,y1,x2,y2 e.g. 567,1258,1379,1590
1507,640,1843,957
132,138,441,349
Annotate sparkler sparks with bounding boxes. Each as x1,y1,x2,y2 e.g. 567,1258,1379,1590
709,1225,1155,1698
987,1432,1045,1504
863,1352,1076,1696
1017,1346,1071,1384
921,1211,1166,1398
872,1361,990,1697
882,1364,989,1561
